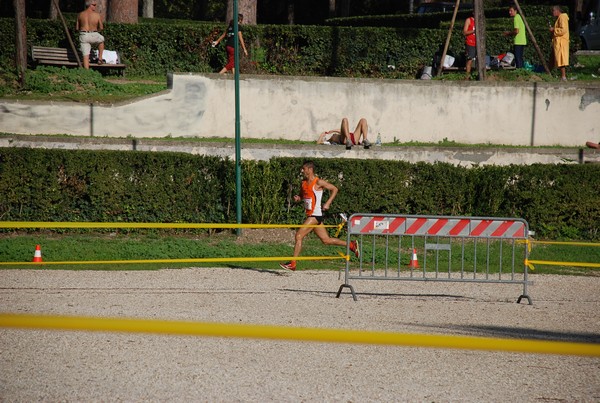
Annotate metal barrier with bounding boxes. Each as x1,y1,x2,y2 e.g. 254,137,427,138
337,214,532,304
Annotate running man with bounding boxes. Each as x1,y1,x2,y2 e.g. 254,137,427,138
280,161,360,271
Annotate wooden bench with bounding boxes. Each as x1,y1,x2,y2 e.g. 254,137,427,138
31,46,126,75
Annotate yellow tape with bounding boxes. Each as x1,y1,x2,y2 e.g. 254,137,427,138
338,251,350,261
0,221,337,229
334,221,346,238
0,255,346,266
1,313,598,357
529,240,600,247
526,259,600,268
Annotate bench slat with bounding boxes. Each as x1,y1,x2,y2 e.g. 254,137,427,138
31,46,126,74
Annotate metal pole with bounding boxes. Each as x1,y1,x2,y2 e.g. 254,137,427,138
436,0,461,77
52,0,82,67
233,0,242,236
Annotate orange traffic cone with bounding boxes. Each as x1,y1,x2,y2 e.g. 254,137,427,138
408,248,419,268
32,244,43,263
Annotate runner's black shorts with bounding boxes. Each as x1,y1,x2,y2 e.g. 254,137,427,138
310,215,325,224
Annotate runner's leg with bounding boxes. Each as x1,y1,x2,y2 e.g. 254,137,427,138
293,217,317,257
313,224,346,247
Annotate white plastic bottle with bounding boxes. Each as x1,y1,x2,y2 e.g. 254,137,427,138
376,133,382,146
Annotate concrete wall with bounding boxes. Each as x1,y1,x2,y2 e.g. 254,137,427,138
1,73,599,146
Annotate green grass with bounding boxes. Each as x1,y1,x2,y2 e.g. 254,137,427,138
573,55,600,80
0,232,598,275
0,131,584,149
2,56,598,103
0,67,166,103
0,232,340,271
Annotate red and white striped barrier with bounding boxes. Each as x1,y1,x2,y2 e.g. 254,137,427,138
350,215,527,239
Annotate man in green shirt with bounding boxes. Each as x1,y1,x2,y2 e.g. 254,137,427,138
504,6,527,68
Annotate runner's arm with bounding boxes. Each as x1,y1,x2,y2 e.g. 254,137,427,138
317,179,338,211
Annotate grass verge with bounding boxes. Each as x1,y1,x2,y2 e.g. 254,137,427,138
1,56,599,103
0,67,167,103
0,232,598,275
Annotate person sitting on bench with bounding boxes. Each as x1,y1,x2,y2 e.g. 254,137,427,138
76,0,105,69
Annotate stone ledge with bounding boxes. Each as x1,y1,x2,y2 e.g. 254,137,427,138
1,134,599,166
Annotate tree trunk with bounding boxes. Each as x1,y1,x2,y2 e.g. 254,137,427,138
108,0,138,23
13,0,26,87
142,0,153,18
226,0,256,25
287,0,294,25
49,0,58,19
473,0,486,81
329,0,336,17
96,0,108,22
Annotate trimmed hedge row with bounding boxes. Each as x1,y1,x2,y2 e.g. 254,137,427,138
0,14,577,77
1,148,599,240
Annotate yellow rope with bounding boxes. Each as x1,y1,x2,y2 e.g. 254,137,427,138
1,313,598,357
0,255,347,266
0,221,338,229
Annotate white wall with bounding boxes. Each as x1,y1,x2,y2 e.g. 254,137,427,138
1,73,598,146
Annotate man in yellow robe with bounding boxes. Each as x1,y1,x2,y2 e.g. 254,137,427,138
550,5,569,81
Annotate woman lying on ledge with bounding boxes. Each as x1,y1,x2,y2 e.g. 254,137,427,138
586,141,600,149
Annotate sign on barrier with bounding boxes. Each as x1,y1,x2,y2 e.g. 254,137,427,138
337,214,532,304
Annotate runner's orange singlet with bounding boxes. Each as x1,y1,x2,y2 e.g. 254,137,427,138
302,177,323,217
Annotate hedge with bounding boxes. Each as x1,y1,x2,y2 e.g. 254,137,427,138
1,148,599,240
0,12,579,77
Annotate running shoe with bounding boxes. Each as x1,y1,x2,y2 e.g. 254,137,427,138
345,139,353,149
362,139,372,148
349,240,360,259
279,261,296,271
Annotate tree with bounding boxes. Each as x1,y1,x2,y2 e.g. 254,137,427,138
13,0,26,86
49,0,58,19
474,0,486,81
96,0,108,21
226,0,256,24
108,0,138,23
142,0,153,18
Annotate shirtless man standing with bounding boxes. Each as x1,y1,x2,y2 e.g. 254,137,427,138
76,0,104,69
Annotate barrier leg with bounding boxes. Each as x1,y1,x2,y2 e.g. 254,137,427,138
517,294,533,305
336,283,357,301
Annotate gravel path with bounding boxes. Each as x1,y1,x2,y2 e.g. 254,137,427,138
1,268,599,401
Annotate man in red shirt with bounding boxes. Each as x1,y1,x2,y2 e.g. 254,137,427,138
280,161,360,271
463,12,476,79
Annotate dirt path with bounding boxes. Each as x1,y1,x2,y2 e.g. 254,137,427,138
1,268,599,401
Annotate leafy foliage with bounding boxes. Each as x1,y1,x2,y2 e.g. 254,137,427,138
0,7,581,79
4,149,596,240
